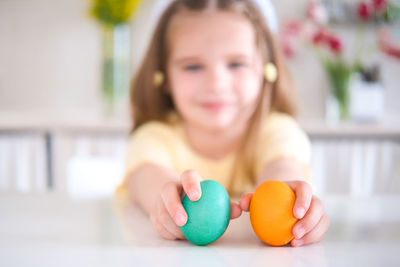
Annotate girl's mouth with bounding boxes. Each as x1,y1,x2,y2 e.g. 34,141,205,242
200,102,231,112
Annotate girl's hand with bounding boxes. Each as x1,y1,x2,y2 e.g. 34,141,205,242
239,180,330,247
150,169,242,240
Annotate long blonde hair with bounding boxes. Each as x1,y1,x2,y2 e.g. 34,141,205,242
130,0,298,195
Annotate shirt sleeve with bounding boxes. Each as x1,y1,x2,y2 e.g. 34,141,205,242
254,112,311,180
115,122,176,197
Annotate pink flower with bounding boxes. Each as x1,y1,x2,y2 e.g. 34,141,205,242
372,0,388,14
312,28,330,45
285,21,303,35
306,0,328,25
329,36,343,54
281,21,304,58
379,29,400,59
310,27,343,55
357,2,373,21
282,34,298,58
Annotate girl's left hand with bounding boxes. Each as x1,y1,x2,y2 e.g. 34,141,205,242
239,180,330,247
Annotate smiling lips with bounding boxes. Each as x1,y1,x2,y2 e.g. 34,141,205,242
200,101,232,112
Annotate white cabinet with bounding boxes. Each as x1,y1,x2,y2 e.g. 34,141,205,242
310,138,400,196
0,133,47,192
1,124,399,197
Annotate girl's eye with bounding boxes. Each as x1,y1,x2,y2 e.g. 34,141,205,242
229,62,245,69
184,64,203,71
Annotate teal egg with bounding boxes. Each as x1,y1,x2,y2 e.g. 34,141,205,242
181,180,231,246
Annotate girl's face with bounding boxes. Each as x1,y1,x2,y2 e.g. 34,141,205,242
167,10,264,132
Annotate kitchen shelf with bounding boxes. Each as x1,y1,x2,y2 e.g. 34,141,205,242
0,111,399,138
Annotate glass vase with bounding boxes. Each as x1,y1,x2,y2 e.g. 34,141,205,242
102,23,131,116
325,63,353,121
331,71,351,120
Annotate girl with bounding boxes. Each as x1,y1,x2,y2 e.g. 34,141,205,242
117,0,329,247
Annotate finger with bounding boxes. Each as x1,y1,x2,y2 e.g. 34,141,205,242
292,196,324,239
291,214,330,247
239,193,252,212
286,181,313,219
181,170,203,201
157,201,186,240
161,182,188,227
230,202,242,219
150,214,177,240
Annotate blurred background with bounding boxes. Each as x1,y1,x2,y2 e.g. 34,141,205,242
0,0,399,199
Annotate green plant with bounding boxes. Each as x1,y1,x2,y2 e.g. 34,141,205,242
324,59,353,119
89,0,142,26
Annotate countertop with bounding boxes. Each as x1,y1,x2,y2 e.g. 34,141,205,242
0,193,399,267
0,110,400,137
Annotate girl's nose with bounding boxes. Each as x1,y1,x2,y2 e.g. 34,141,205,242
206,65,231,93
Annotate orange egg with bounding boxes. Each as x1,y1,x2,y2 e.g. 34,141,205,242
249,180,298,246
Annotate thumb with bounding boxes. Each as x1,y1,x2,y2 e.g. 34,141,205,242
239,193,253,212
181,170,203,201
230,201,242,219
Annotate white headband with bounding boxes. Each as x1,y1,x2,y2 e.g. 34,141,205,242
251,0,278,33
150,0,278,33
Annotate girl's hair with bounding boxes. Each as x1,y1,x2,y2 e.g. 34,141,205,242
130,0,298,195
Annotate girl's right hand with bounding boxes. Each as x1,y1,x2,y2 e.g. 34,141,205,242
150,169,242,240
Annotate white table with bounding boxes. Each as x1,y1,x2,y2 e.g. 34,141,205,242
0,193,399,267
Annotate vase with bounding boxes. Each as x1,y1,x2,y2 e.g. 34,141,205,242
325,64,353,121
102,23,131,116
350,73,385,122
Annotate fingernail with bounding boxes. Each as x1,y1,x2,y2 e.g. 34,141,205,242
295,227,305,239
293,239,303,247
190,189,200,201
176,213,187,226
296,208,305,219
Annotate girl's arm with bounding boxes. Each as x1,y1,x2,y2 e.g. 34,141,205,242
239,158,330,247
127,163,179,214
126,164,242,240
257,157,306,183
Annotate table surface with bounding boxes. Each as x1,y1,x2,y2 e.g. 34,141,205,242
0,193,400,267
1,110,400,137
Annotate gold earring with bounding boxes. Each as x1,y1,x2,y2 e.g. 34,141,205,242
264,63,278,83
153,71,164,87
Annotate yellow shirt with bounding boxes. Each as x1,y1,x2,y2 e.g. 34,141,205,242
116,111,311,198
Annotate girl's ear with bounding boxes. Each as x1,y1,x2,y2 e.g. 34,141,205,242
154,71,171,95
264,63,278,83
153,71,164,87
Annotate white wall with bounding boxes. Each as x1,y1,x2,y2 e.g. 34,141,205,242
0,0,399,122
271,0,400,122
0,0,102,114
